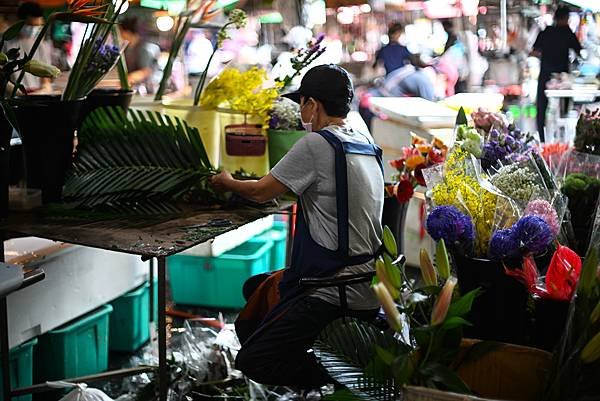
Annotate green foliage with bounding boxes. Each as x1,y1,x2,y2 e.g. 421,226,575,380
63,107,215,212
455,107,468,126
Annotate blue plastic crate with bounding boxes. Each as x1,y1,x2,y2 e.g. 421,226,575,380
168,238,273,308
36,305,113,383
252,221,288,271
109,282,150,352
0,338,37,401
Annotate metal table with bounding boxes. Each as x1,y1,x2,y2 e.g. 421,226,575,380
0,200,294,400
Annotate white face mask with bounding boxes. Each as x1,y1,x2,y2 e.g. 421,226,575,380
300,100,314,132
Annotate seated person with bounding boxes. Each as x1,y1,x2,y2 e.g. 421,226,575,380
211,64,384,388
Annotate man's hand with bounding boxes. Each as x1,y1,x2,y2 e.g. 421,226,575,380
210,170,234,193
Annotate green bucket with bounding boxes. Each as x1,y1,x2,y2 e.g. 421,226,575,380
268,129,306,168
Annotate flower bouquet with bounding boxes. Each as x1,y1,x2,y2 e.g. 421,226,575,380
388,134,447,204
267,97,305,168
558,149,600,255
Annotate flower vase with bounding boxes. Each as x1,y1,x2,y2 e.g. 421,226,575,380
533,297,569,351
382,195,409,255
11,95,85,203
267,129,306,168
82,88,134,121
0,110,11,219
452,254,530,345
161,98,220,167
219,110,268,176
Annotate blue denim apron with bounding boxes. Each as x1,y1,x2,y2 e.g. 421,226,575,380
256,129,384,330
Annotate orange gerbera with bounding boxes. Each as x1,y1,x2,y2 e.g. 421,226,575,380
67,0,108,17
411,132,427,145
416,144,432,154
405,155,426,170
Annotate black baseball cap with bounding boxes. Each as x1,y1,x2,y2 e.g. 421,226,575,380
283,64,354,107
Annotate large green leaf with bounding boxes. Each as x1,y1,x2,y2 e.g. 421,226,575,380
63,107,215,212
314,318,405,401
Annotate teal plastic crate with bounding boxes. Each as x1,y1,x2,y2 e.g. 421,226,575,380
0,338,37,401
36,305,113,383
168,238,273,308
252,221,288,271
109,282,150,352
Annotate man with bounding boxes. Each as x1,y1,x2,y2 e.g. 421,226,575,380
211,64,384,388
9,2,53,92
373,23,413,75
531,6,581,141
119,17,159,94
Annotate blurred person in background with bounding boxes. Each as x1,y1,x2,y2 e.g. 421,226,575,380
373,23,413,75
531,5,581,141
7,2,54,92
119,17,159,94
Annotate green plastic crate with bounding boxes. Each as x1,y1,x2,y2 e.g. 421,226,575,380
109,282,150,352
0,338,37,401
36,305,113,383
168,238,273,308
252,221,288,271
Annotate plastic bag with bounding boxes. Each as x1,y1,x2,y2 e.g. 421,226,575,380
53,382,114,401
557,149,600,254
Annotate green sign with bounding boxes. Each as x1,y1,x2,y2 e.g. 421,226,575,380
140,0,186,14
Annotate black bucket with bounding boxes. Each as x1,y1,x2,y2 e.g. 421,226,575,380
11,95,85,203
453,254,530,345
0,111,11,219
82,88,133,122
533,297,569,351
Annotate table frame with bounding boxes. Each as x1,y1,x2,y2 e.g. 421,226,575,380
0,202,294,401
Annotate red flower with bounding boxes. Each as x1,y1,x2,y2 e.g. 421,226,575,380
389,158,405,170
505,256,543,296
395,180,414,203
414,165,426,186
428,147,446,165
545,245,582,301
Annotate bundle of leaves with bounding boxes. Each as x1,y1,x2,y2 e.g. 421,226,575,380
62,107,216,213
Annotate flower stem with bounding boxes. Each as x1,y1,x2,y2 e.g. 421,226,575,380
155,17,190,101
11,16,54,97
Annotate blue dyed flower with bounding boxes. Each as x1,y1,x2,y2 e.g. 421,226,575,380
426,206,474,251
513,215,554,254
489,228,520,260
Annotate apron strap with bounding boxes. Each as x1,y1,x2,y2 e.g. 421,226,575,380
315,129,351,256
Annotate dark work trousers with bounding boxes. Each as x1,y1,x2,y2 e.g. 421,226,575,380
235,296,378,388
536,72,551,142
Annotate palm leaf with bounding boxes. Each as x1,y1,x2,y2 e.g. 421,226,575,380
63,107,215,212
314,318,403,401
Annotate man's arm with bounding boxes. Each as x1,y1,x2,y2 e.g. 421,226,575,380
211,171,290,204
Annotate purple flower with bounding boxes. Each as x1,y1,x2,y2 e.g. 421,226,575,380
513,215,554,254
524,199,560,236
489,228,520,260
426,206,474,251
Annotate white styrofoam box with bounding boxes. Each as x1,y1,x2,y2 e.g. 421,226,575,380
180,215,274,257
4,237,149,348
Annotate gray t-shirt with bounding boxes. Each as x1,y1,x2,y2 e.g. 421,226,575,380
270,124,383,310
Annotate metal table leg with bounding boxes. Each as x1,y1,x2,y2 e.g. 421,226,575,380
149,258,155,324
157,256,167,401
0,236,11,401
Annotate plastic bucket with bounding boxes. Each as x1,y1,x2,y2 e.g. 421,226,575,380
267,129,306,168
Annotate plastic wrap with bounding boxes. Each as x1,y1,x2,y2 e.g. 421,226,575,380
427,147,497,257
557,149,600,254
